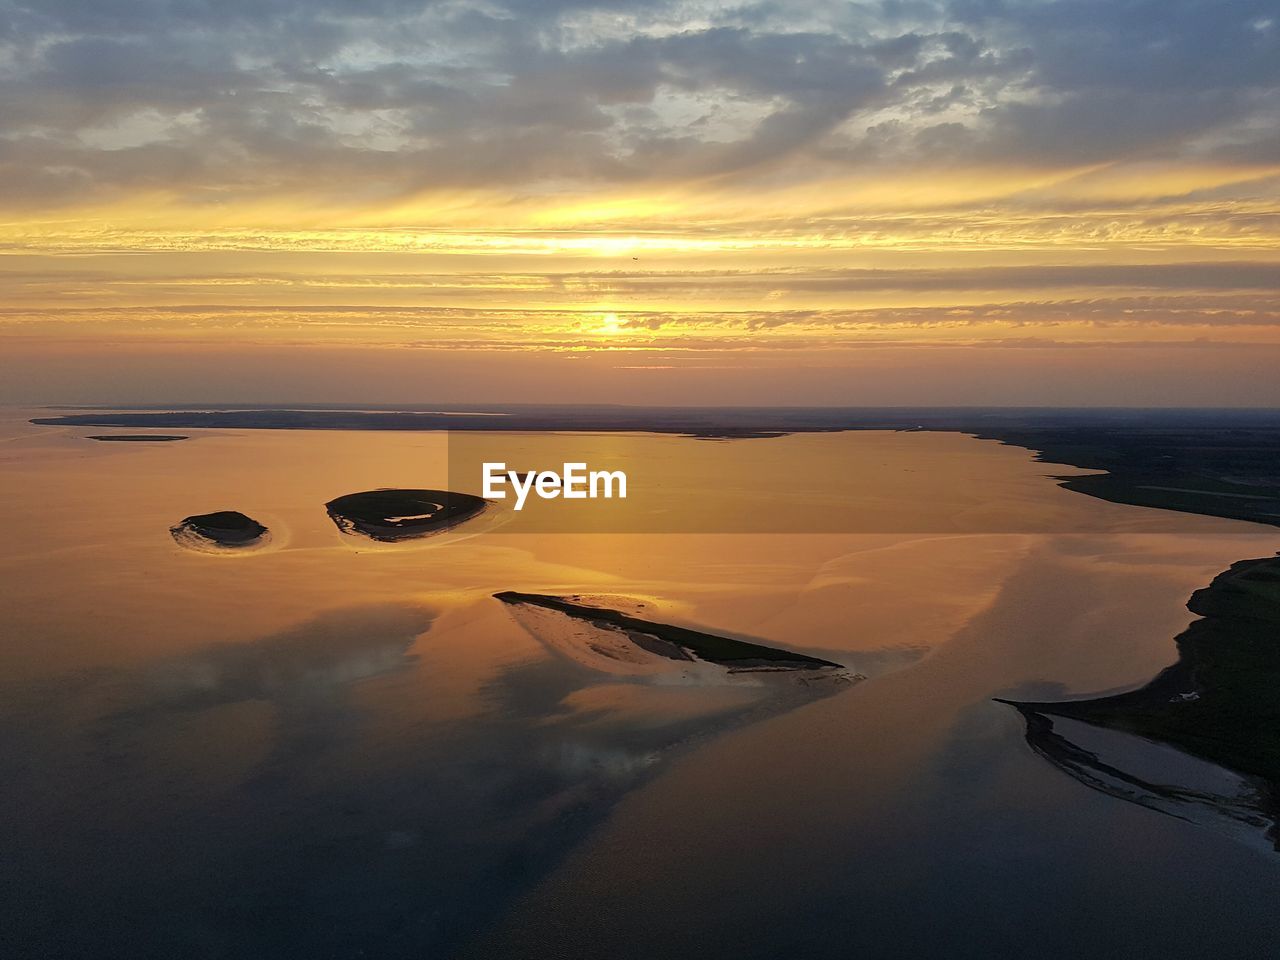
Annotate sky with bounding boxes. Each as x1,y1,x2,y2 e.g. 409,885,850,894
2,0,1279,405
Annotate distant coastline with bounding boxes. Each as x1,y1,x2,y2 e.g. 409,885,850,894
32,405,1280,528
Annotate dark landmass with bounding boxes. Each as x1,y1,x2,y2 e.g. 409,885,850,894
965,421,1280,528
86,434,189,442
171,510,268,549
999,554,1280,848
32,404,837,438
326,488,487,541
494,591,844,670
32,405,1280,526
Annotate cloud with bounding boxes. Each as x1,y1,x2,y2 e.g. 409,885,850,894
0,0,1274,210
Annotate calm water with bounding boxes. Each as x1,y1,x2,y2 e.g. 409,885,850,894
2,409,1279,958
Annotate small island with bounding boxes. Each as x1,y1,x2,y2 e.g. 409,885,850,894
495,591,844,671
325,488,487,541
170,511,269,550
86,434,189,442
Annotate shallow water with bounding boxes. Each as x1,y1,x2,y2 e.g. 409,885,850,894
2,409,1279,958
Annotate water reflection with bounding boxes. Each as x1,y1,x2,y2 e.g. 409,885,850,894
130,604,431,714
5,413,1280,959
1,592,847,958
470,537,1280,960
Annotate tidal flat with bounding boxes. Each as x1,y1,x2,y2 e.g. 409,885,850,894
4,408,1280,959
1001,553,1280,851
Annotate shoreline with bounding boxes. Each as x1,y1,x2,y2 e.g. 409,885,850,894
29,405,1280,528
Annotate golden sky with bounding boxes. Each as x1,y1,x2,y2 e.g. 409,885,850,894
3,1,1279,404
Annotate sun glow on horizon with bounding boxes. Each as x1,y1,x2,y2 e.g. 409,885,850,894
2,0,1279,404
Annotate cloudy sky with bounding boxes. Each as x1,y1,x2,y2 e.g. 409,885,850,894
2,0,1279,404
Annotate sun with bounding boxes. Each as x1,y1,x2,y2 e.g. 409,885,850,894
597,312,623,335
